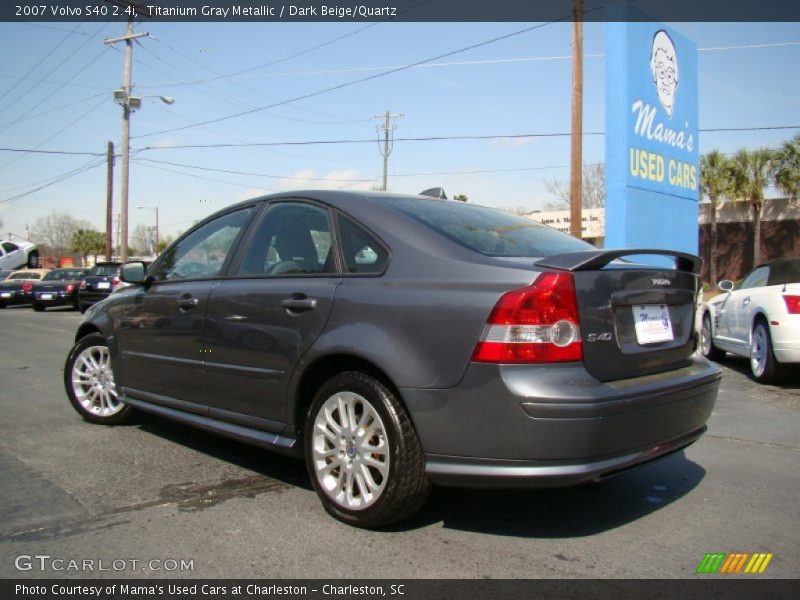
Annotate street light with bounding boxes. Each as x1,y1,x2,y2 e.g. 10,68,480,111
137,205,159,255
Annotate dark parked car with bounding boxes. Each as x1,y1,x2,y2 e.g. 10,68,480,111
30,268,89,311
64,191,721,527
77,262,122,312
0,269,50,308
0,270,12,281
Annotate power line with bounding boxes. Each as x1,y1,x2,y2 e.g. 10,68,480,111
0,96,108,172
0,21,86,107
135,41,800,88
0,91,107,130
0,22,109,119
4,125,799,159
132,18,574,140
135,157,374,182
133,160,277,192
0,159,105,205
141,0,429,91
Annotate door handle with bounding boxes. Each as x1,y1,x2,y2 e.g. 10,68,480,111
281,297,317,312
177,296,199,310
742,296,750,307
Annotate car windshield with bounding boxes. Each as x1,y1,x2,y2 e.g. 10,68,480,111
384,197,594,257
8,272,40,280
44,269,83,281
90,265,120,276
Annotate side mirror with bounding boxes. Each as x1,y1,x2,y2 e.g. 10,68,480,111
120,261,148,285
717,280,734,292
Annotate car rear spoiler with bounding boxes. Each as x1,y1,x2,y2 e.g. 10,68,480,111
535,249,702,274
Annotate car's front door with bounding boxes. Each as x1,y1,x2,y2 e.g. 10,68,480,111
199,201,341,425
113,207,255,409
730,266,769,345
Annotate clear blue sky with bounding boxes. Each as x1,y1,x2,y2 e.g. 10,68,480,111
0,20,799,241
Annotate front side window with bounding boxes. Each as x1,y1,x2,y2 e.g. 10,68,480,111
739,266,769,290
238,203,333,276
154,208,253,281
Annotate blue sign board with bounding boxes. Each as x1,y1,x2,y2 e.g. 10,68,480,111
605,18,699,257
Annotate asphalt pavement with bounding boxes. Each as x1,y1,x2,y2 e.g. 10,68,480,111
0,305,798,579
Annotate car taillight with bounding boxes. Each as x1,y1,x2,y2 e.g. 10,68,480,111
112,277,120,287
784,295,800,314
66,283,75,293
80,280,86,290
472,272,583,363
21,282,33,292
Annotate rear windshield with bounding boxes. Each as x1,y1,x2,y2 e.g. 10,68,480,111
384,197,593,257
90,264,120,276
767,258,800,285
44,269,85,281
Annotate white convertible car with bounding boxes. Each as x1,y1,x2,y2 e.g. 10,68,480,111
701,257,799,383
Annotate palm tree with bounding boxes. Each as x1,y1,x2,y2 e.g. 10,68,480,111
699,151,731,285
728,148,775,267
773,133,800,200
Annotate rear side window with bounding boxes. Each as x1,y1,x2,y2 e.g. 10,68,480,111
338,216,388,274
384,197,593,257
2,242,18,253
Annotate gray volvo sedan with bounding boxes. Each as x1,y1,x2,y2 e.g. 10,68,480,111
64,191,721,527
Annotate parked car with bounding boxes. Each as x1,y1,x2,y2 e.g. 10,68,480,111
0,240,39,270
29,267,89,311
64,191,721,527
0,269,50,308
0,270,12,281
701,257,799,383
77,262,122,312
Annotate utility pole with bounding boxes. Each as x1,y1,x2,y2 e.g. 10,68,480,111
105,141,114,261
570,0,584,239
375,111,403,191
105,9,149,262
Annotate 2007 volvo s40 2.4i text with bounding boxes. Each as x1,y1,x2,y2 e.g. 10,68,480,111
64,191,721,527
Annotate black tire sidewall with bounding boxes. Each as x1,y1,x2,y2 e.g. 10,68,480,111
304,371,424,528
64,333,133,425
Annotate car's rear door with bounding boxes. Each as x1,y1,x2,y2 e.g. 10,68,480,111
113,206,256,410
199,201,340,424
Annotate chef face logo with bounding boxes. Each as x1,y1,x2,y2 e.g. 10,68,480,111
650,30,679,118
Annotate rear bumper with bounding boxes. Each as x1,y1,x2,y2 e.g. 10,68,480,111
32,292,76,306
402,355,720,487
79,291,111,306
770,316,800,364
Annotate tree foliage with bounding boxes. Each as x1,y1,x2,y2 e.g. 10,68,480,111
773,133,800,200
700,150,732,285
32,213,92,260
543,163,605,210
70,229,106,265
728,148,775,267
453,194,468,202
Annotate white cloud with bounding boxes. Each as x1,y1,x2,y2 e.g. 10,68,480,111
488,136,540,150
278,168,376,191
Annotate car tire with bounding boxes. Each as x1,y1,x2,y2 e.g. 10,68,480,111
305,371,430,528
26,250,39,268
32,302,45,312
0,302,5,309
750,320,786,384
64,333,134,425
78,302,87,314
700,313,725,361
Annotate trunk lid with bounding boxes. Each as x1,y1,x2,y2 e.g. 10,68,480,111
536,249,701,382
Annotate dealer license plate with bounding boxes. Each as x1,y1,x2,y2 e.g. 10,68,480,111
632,304,674,345
0,292,11,298
40,293,54,300
97,282,110,289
